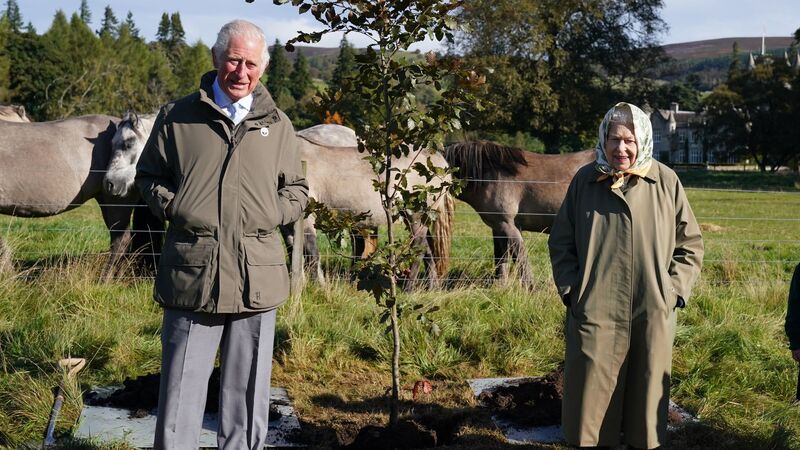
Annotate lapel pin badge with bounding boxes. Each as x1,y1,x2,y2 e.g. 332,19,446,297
260,127,269,137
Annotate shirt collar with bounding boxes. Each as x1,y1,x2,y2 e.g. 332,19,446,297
212,77,253,114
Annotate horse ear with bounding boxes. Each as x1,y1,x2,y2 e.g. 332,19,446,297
15,105,25,116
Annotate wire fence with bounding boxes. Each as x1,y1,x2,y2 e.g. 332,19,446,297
1,185,798,286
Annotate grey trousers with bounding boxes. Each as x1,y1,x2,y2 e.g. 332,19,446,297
153,308,277,450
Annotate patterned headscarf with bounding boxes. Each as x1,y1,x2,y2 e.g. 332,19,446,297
595,102,653,189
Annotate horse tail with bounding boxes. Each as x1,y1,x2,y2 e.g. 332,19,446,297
431,191,454,280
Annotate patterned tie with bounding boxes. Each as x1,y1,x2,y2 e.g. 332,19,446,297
225,103,236,121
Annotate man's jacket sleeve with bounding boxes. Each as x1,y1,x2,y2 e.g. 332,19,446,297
135,107,176,222
276,128,309,225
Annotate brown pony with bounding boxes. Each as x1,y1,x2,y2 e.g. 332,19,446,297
444,141,595,288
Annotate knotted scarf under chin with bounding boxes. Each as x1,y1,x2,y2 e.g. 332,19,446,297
596,160,652,189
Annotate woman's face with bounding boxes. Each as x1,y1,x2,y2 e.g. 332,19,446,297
604,123,638,171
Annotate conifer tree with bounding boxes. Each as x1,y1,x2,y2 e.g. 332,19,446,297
3,0,22,32
329,37,356,92
122,11,140,40
289,49,313,99
78,0,91,25
175,41,213,96
156,13,170,44
266,39,292,104
327,36,367,126
98,5,118,38
729,41,741,75
169,12,186,47
0,14,10,101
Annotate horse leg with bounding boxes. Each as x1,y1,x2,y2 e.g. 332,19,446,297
279,223,295,258
131,202,164,275
99,196,134,279
0,236,12,274
505,223,534,289
351,227,377,282
492,227,511,283
406,221,438,290
303,219,325,285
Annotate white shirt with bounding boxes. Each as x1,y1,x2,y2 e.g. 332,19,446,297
212,77,253,126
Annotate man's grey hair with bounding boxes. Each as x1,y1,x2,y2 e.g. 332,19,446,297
213,20,270,70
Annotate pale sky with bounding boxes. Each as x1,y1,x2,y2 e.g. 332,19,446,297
15,0,800,50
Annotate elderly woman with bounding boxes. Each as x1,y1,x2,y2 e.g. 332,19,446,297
548,102,704,449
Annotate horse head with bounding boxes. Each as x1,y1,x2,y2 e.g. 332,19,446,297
0,104,30,122
104,111,156,197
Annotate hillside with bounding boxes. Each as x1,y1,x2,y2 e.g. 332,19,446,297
663,36,795,60
273,38,798,86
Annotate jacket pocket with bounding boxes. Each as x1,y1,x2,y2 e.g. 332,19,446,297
243,234,289,310
659,268,678,311
154,239,216,309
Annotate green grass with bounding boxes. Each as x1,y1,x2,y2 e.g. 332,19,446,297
1,172,800,448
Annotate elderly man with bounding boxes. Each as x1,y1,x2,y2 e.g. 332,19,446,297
135,20,308,450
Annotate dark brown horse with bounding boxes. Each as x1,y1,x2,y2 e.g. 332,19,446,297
444,141,594,287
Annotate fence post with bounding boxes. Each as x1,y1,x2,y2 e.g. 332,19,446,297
290,160,307,298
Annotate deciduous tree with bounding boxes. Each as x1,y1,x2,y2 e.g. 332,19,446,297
274,0,482,427
704,56,800,172
453,0,667,152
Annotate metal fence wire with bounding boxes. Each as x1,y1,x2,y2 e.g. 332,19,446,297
1,185,799,285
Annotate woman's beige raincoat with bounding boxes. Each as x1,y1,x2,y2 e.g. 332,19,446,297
548,103,704,449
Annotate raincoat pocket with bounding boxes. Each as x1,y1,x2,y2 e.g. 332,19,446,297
154,239,216,309
659,268,678,311
243,234,289,310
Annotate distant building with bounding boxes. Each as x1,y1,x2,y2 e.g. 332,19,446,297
644,42,799,166
646,103,730,164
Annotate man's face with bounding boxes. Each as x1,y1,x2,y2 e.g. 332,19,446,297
213,35,266,102
604,123,638,171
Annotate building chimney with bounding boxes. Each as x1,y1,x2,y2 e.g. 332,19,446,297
671,102,679,113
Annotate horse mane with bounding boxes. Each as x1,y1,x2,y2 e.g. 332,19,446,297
444,141,528,187
120,111,156,139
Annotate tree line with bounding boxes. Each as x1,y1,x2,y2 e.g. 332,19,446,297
2,0,799,170
0,0,324,124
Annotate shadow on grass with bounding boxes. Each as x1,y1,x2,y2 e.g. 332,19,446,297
668,419,795,449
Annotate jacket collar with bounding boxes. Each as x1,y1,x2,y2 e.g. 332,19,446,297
197,71,281,127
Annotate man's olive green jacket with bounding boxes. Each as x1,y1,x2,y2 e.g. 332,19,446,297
135,71,309,313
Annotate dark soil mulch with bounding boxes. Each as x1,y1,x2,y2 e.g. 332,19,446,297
341,413,467,450
83,368,288,419
477,367,564,428
476,366,694,429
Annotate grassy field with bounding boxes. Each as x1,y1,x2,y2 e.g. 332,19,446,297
1,170,799,449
